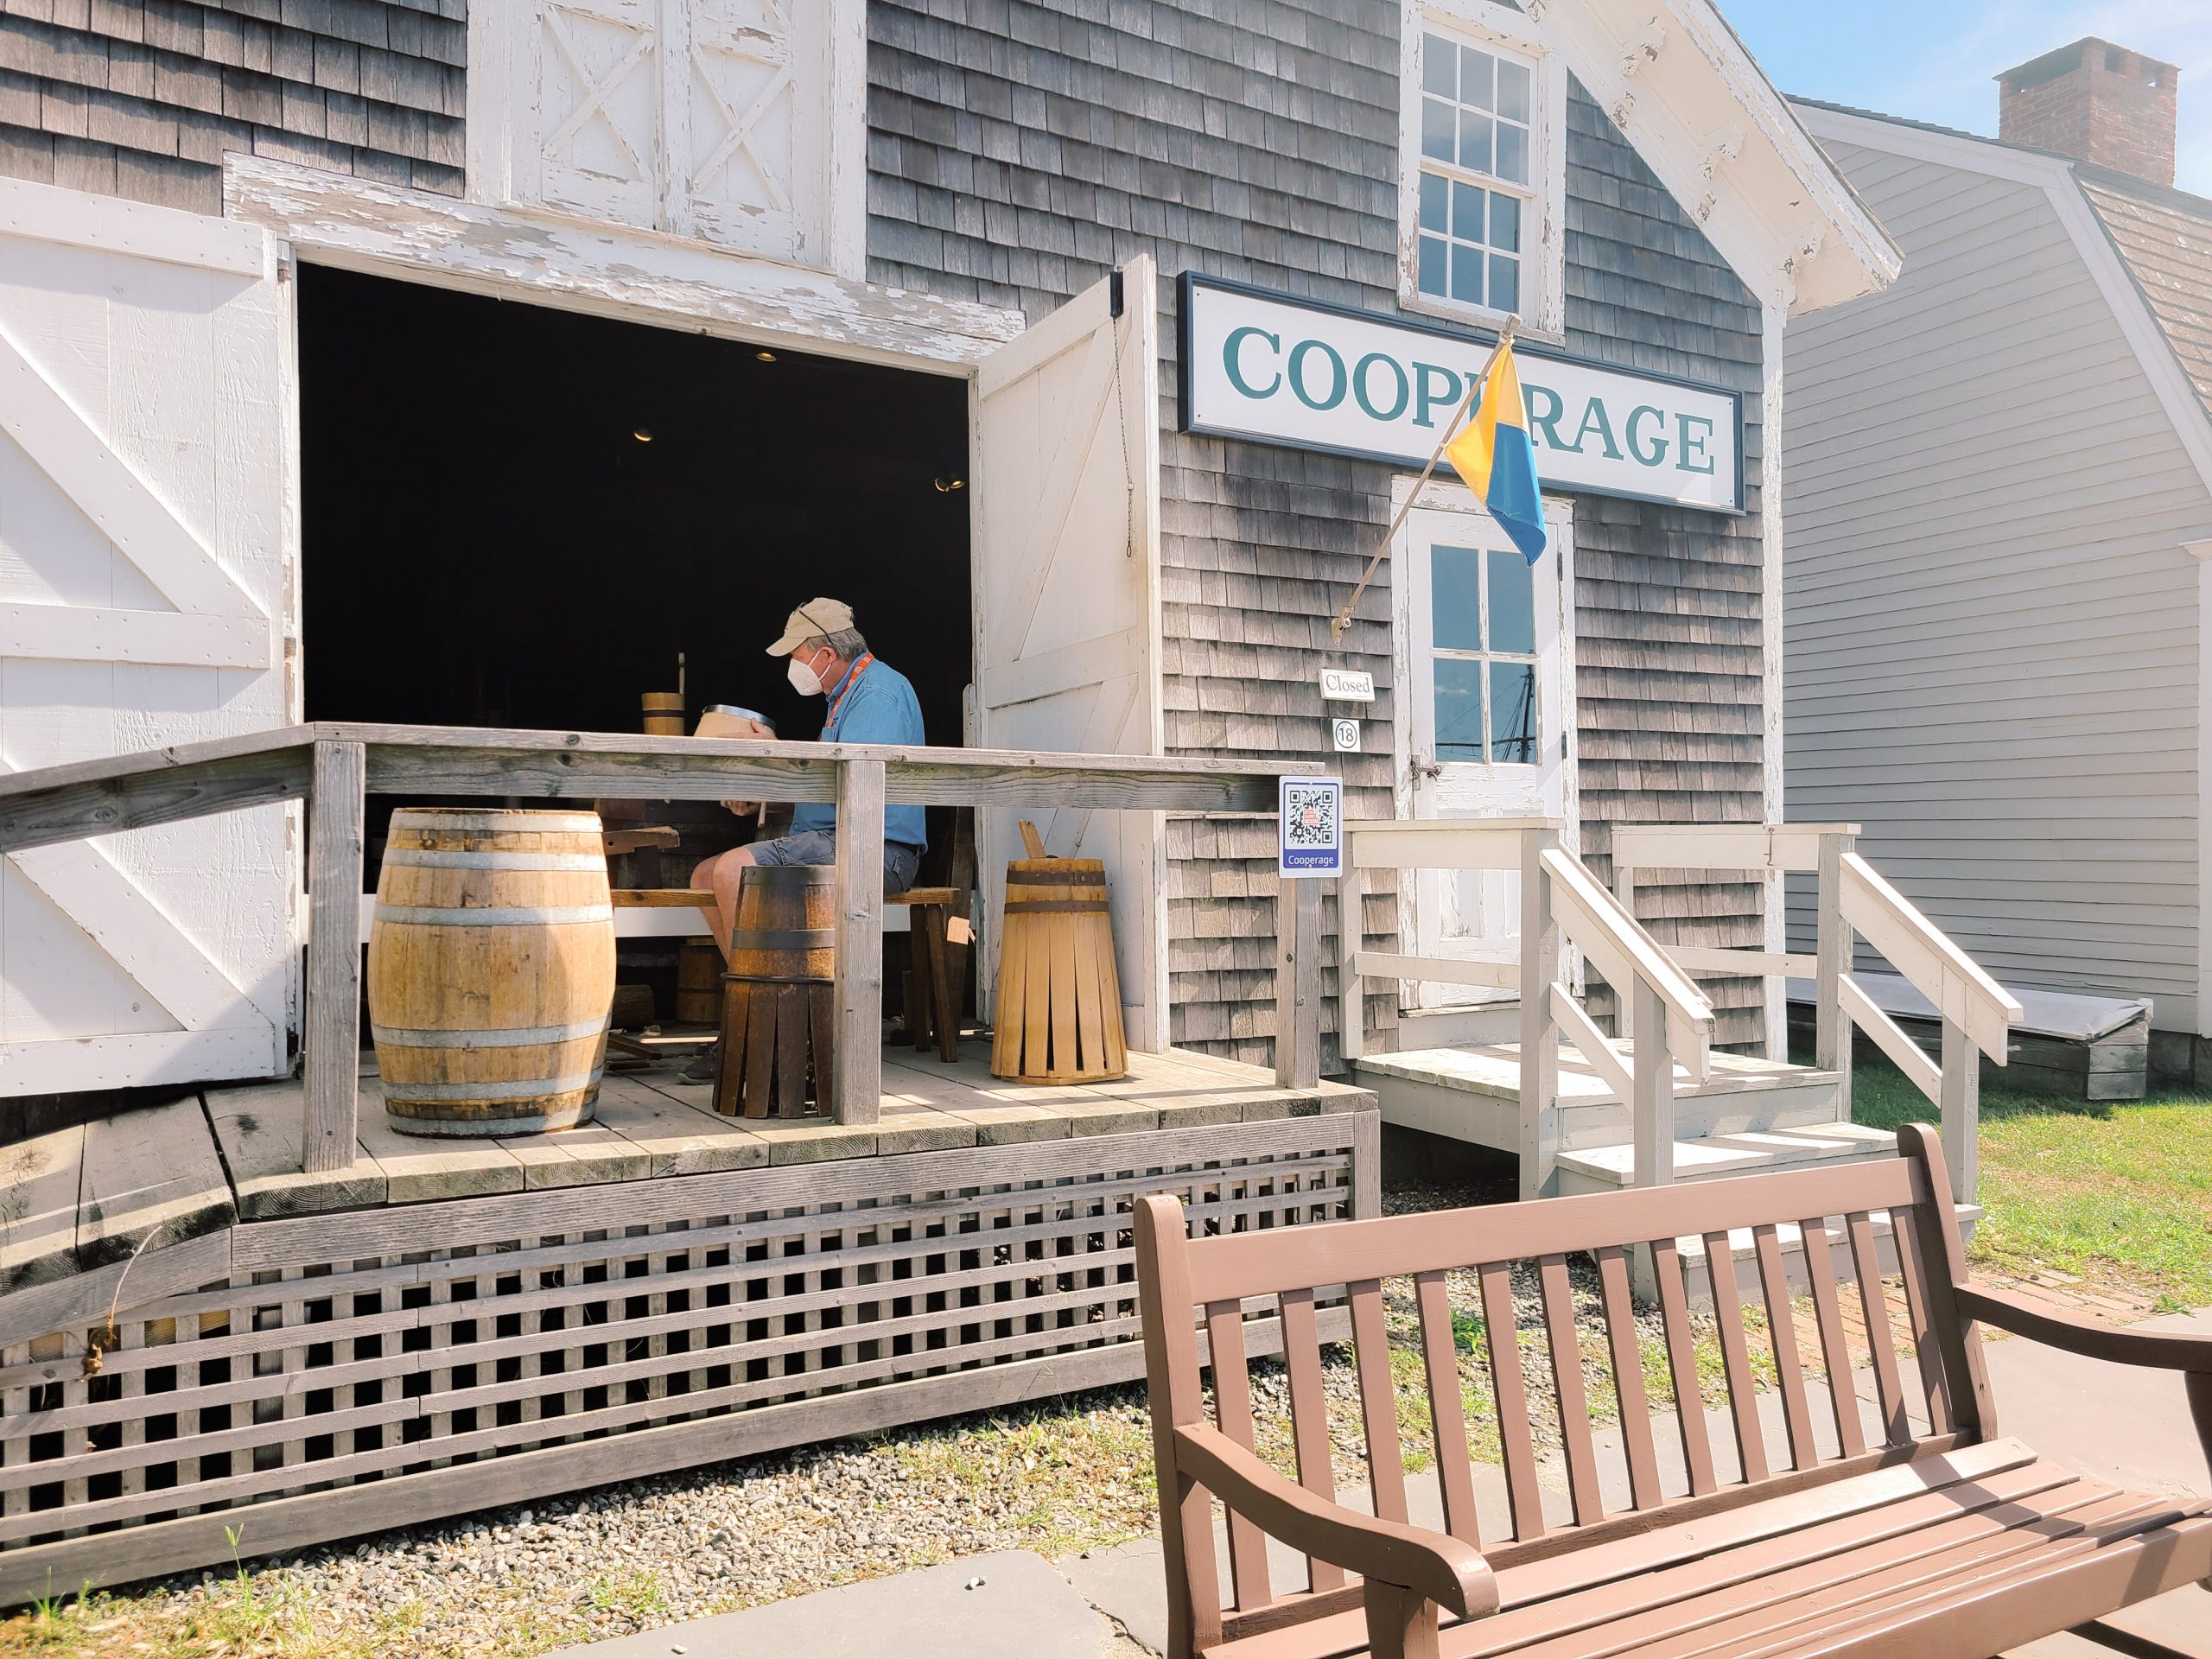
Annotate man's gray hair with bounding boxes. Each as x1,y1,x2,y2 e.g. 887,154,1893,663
814,627,867,658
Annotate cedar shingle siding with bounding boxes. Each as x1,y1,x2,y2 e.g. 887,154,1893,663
868,0,1767,1060
0,0,463,213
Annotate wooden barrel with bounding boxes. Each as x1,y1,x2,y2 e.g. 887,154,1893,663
715,864,836,1117
641,691,685,734
676,940,724,1023
990,859,1126,1084
368,808,615,1136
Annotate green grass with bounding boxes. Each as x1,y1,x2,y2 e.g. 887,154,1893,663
1841,1053,2212,1312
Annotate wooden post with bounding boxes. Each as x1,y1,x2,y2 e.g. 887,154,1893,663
1611,856,1637,1045
1815,830,1856,1115
1939,1017,1979,1205
1517,825,1561,1200
1274,876,1323,1090
1630,978,1674,1188
302,738,365,1175
1337,859,1366,1065
831,757,885,1126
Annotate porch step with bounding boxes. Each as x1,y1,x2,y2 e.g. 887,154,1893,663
1552,1120,1901,1194
1355,1040,1847,1154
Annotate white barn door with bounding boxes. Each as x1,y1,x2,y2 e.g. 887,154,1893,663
972,258,1166,1051
0,179,296,1094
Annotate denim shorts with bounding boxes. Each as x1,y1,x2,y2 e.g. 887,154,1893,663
748,830,924,894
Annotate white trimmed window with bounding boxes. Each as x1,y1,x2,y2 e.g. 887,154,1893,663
1399,3,1566,334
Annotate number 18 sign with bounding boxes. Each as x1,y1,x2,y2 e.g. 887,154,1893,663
1278,775,1344,879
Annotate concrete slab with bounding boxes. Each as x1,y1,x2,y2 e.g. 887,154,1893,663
543,1551,1116,1659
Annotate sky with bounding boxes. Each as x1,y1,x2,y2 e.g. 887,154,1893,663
1723,1,2212,195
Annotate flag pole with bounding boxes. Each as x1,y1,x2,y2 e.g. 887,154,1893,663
1326,317,1518,645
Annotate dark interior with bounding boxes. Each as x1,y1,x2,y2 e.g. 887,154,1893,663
296,264,974,751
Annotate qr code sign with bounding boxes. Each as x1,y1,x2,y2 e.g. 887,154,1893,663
1284,784,1338,849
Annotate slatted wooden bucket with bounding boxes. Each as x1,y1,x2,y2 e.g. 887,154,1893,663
640,691,685,735
676,940,724,1023
713,864,836,1117
368,808,615,1136
990,858,1126,1083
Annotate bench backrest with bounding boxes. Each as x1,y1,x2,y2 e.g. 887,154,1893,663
1134,1124,1995,1656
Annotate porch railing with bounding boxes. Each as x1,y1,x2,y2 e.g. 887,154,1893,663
0,722,1319,1172
1610,823,2022,1204
1336,818,1715,1198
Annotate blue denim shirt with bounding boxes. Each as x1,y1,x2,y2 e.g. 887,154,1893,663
790,658,928,849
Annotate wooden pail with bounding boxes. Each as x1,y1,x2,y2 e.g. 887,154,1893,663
714,864,836,1117
990,859,1126,1083
676,940,724,1023
368,808,615,1136
641,691,685,734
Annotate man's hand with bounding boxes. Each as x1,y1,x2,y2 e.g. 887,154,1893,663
721,800,757,816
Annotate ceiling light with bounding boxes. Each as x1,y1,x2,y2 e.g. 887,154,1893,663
934,476,965,493
755,349,778,363
632,427,653,442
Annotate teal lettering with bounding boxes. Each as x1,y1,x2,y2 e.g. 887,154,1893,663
1223,327,1281,398
1412,362,1461,428
1523,381,1567,448
1676,413,1716,474
1287,340,1347,410
1352,353,1410,422
1625,405,1669,467
1568,397,1624,460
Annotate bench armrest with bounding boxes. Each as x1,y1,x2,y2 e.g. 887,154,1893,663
1955,1284,2212,1372
1172,1422,1499,1620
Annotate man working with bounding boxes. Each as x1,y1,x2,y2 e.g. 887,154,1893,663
689,598,927,962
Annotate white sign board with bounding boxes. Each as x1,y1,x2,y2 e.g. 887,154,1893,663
1319,667,1376,702
1331,718,1362,753
1279,776,1344,879
1180,276,1742,514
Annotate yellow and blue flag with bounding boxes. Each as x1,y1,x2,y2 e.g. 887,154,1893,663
1444,341,1547,564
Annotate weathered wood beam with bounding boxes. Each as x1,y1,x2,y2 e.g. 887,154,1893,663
832,758,886,1126
1274,878,1322,1090
0,728,314,855
303,740,367,1173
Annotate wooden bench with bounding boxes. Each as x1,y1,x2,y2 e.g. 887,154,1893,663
1134,1125,2212,1659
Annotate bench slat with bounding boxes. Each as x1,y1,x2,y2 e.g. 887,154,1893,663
1414,1269,1482,1548
1595,1246,1662,1511
1277,1287,1346,1593
1650,1236,1719,1497
1891,1212,1955,1437
1797,1217,1867,1459
1540,1255,1605,1527
1703,1230,1771,1484
1206,1298,1272,1612
1347,1279,1409,1527
1847,1211,1911,1445
1753,1224,1820,1471
1478,1261,1548,1543
1183,1161,1916,1306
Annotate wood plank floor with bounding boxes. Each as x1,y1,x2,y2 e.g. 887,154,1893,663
188,1039,1374,1220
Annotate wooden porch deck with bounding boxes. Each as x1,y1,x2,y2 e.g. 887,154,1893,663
2,1043,1370,1295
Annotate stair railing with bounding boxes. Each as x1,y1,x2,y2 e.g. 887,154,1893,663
1338,819,1714,1199
1611,823,2023,1205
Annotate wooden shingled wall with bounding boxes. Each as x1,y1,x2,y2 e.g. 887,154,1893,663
866,0,1768,1061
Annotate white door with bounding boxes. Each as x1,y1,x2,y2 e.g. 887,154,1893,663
1394,483,1573,1008
971,257,1166,1050
0,179,297,1094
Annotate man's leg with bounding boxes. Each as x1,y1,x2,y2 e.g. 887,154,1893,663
690,847,757,962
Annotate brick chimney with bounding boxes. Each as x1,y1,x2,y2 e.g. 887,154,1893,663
1998,38,2179,186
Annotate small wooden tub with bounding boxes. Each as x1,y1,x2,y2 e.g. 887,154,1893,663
368,808,615,1135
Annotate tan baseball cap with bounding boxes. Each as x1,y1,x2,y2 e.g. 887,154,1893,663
766,597,854,657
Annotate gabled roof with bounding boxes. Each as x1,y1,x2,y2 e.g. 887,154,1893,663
2075,166,2212,419
1523,0,1901,315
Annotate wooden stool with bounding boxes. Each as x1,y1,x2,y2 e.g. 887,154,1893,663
890,807,978,1064
711,865,835,1118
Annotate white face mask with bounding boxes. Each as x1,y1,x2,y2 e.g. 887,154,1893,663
786,652,824,697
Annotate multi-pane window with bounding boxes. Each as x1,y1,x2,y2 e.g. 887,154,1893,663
1414,29,1535,317
1431,543,1538,764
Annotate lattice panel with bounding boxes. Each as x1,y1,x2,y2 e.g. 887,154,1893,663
0,1125,1360,1558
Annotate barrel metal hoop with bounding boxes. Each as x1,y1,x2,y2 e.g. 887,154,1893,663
380,1068,604,1102
723,972,834,987
1005,868,1108,885
1001,899,1109,912
380,849,608,872
727,926,838,950
373,903,615,926
372,1018,608,1049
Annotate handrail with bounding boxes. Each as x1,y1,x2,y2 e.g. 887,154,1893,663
1837,853,2019,1056
1538,846,1713,1074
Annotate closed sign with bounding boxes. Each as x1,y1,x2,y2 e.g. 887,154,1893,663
1179,276,1742,514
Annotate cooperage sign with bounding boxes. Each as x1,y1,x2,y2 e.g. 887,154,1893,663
1179,276,1743,513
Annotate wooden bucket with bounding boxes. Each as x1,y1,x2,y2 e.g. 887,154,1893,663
641,691,685,735
990,859,1126,1083
714,864,836,1117
369,808,615,1136
676,940,724,1023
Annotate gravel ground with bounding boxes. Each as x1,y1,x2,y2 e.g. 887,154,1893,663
1,1179,1821,1659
